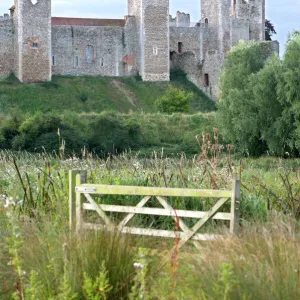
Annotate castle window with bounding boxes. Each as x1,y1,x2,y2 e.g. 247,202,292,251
101,58,104,67
170,51,175,61
233,0,237,17
32,42,39,49
153,47,158,55
205,18,209,24
178,42,183,54
52,56,55,66
75,56,79,67
86,45,95,63
204,73,210,87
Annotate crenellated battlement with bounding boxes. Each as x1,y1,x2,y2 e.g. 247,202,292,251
169,11,191,28
0,14,11,22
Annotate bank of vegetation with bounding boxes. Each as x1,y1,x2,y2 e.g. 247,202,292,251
0,110,216,157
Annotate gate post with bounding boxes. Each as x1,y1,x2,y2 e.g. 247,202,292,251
75,171,87,233
69,170,80,232
230,179,241,234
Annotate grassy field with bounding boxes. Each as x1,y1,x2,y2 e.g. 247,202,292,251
0,73,215,115
1,150,300,299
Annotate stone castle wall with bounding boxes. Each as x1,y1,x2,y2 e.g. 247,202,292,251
0,18,14,77
232,19,250,47
52,26,124,76
0,0,276,99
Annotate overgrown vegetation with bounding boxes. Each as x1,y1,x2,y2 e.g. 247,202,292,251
154,85,193,114
1,150,300,299
218,31,300,156
0,110,216,156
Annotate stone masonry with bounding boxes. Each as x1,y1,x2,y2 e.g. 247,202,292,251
0,0,279,99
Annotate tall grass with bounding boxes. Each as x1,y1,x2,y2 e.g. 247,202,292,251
1,150,300,298
149,216,300,299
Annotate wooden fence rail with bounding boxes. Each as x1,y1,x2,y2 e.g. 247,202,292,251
69,170,241,248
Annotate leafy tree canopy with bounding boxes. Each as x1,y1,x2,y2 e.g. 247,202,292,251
217,32,300,156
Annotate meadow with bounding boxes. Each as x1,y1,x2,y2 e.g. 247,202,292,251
1,148,300,299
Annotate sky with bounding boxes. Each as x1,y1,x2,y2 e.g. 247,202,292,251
1,0,299,55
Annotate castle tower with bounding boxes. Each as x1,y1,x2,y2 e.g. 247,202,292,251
14,0,51,82
233,0,265,41
128,0,170,81
201,0,232,54
249,0,265,41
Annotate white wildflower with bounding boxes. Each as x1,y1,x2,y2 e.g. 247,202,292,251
133,262,145,269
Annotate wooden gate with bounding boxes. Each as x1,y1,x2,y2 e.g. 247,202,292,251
69,170,241,249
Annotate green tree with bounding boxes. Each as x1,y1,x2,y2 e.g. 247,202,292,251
277,31,300,154
218,33,300,156
217,41,267,155
154,85,193,114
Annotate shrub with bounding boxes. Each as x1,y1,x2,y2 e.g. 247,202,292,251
80,91,89,103
5,73,20,84
88,112,143,155
154,85,193,114
0,109,23,149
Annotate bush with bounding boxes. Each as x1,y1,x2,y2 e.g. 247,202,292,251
5,73,20,84
154,85,193,114
80,91,89,103
87,112,143,155
0,109,23,149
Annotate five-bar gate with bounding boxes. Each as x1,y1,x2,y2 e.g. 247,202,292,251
69,170,241,249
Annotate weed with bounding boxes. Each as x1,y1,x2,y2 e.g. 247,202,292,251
80,91,89,103
5,73,20,85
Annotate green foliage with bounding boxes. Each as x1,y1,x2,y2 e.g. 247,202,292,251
129,249,150,300
56,268,78,300
214,264,238,300
217,41,266,155
154,85,193,114
170,69,216,112
80,91,89,103
87,112,142,155
5,73,20,85
218,34,300,156
25,271,45,300
41,81,60,89
0,110,215,156
83,262,112,300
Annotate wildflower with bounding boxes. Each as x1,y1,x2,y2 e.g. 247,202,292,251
133,262,145,269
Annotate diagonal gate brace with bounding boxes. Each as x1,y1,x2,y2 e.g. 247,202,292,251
178,197,230,249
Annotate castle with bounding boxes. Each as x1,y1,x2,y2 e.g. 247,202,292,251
0,0,279,98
